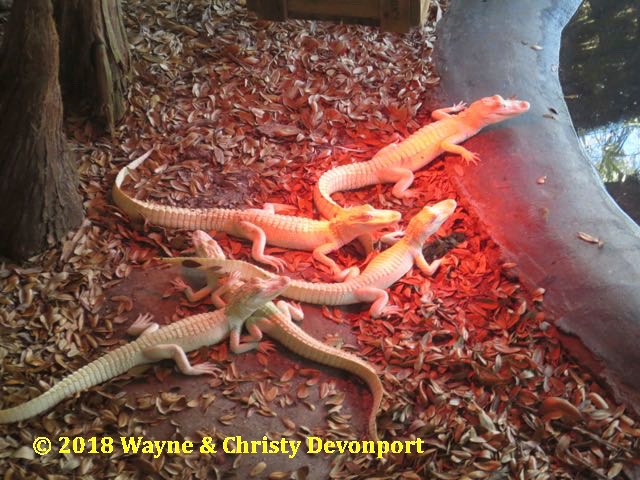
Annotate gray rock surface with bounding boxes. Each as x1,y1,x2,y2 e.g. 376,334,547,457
434,0,640,413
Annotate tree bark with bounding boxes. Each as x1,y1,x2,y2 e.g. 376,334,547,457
53,0,129,134
0,0,83,260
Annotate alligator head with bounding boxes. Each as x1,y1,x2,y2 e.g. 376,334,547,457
226,276,291,315
462,94,530,127
404,199,457,244
192,230,226,260
331,204,401,239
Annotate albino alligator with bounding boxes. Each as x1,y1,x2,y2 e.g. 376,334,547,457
173,230,384,440
167,199,457,317
113,150,401,279
0,277,289,424
314,95,530,220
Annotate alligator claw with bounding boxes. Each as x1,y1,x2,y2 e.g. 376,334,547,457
381,305,403,317
397,188,421,199
127,313,157,336
462,151,481,165
258,340,276,354
276,300,304,321
188,362,220,376
264,255,288,273
226,271,243,286
170,278,189,291
452,101,467,111
380,231,405,245
288,301,304,321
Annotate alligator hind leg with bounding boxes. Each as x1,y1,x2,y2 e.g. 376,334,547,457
142,344,219,375
354,287,400,318
333,266,360,282
238,221,288,272
378,167,419,199
247,203,298,215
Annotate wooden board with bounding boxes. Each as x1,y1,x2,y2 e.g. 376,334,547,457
289,0,379,20
247,0,431,33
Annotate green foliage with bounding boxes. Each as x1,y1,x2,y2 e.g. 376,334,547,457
577,117,640,183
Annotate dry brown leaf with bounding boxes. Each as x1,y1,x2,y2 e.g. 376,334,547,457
578,231,605,247
540,397,583,423
0,2,636,479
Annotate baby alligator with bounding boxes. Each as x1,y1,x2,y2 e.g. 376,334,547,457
168,199,456,317
314,95,530,220
113,150,400,279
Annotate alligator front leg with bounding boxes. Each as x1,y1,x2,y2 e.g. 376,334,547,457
379,231,405,245
172,278,214,303
441,134,480,165
208,272,243,308
313,243,360,281
173,276,235,308
378,167,420,199
238,221,288,272
229,324,262,354
356,234,374,255
127,313,159,336
414,251,442,277
142,344,219,375
431,101,467,121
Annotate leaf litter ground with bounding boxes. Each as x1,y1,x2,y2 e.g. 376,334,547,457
0,1,638,479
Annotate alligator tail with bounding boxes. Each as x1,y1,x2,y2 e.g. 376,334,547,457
314,162,379,219
258,310,384,441
0,343,141,424
112,151,233,231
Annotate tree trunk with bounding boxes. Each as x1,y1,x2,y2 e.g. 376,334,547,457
53,0,129,134
0,0,83,261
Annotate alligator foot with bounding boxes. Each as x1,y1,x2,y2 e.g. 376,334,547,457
276,300,304,322
379,231,405,245
142,344,219,375
127,313,159,336
381,305,403,317
334,266,360,282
